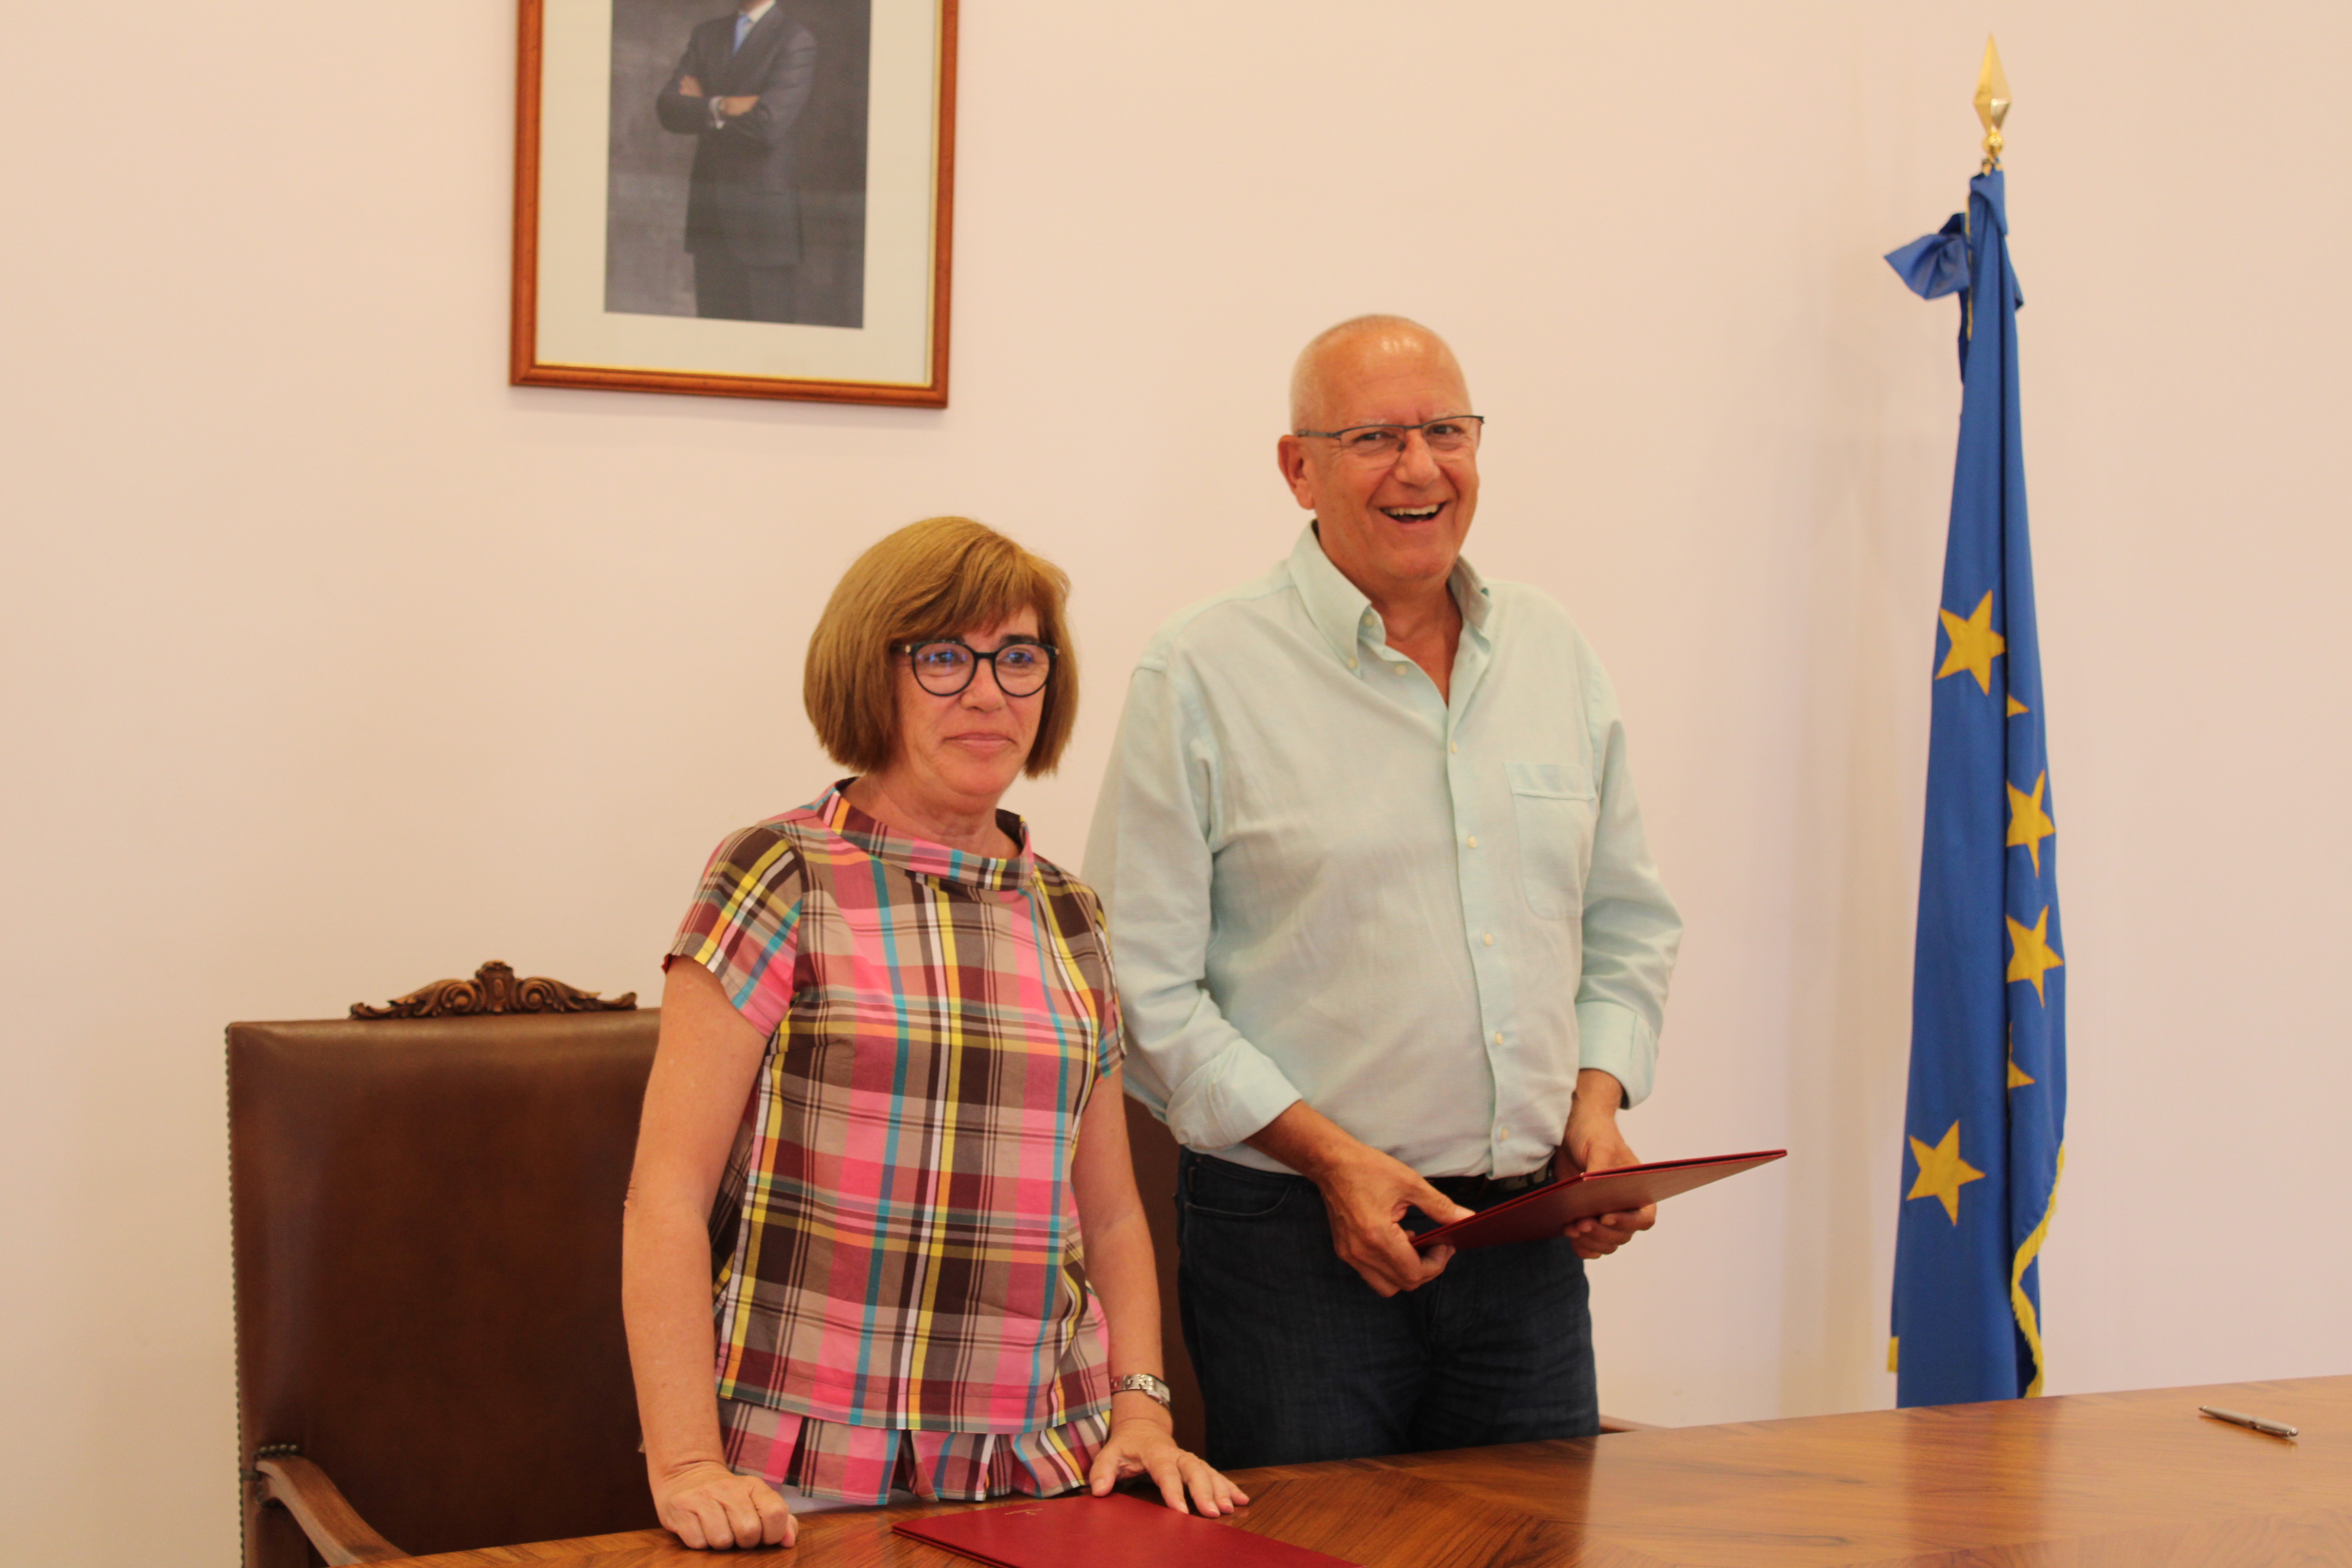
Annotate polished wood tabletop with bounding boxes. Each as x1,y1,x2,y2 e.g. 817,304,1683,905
381,1376,2351,1567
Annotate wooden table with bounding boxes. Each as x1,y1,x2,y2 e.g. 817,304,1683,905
383,1377,2351,1567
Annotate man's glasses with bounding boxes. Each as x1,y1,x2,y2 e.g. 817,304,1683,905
896,638,1057,698
1293,415,1485,465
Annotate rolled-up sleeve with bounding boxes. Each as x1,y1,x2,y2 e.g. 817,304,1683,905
1083,662,1304,1150
1572,643,1683,1107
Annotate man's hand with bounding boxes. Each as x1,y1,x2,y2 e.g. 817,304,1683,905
719,94,759,116
1557,1069,1655,1260
649,1457,794,1550
1247,1102,1473,1297
1320,1144,1475,1295
678,74,703,96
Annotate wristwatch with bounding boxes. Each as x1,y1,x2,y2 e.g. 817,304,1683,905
1112,1373,1173,1409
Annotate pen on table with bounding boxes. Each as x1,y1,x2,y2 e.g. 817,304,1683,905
2198,1405,2298,1439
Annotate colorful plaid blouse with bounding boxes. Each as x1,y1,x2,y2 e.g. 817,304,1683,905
667,784,1122,1502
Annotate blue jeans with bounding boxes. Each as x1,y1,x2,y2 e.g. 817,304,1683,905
1174,1151,1599,1470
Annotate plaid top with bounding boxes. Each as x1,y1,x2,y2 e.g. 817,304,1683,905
668,783,1121,1438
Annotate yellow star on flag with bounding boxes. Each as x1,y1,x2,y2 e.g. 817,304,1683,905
2007,772,2057,875
2007,695,2030,717
2005,906,2064,1001
2007,1026,2035,1089
1937,592,2007,694
1907,1121,1986,1224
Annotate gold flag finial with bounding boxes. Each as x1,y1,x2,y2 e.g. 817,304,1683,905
1975,36,2011,172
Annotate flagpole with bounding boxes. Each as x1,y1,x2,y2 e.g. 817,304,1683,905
1884,33,2066,1407
1975,37,2010,174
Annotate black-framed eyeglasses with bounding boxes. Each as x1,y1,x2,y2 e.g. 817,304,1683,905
1293,415,1485,465
895,637,1058,697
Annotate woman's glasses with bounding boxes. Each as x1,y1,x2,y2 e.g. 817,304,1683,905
897,638,1057,697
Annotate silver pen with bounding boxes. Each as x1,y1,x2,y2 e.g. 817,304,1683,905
2199,1404,2298,1439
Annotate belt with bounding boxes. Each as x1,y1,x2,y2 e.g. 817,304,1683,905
1427,1163,1555,1212
1184,1151,1553,1211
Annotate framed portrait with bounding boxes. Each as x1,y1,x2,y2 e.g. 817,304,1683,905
512,0,956,406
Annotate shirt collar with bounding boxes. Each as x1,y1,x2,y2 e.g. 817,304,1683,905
1286,522,1493,665
738,0,776,26
807,779,1034,893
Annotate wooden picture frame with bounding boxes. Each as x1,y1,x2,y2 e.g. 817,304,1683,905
512,0,956,406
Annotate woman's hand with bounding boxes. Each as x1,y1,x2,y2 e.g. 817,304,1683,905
651,1458,796,1550
1086,1411,1249,1516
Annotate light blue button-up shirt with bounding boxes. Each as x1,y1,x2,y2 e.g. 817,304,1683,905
1083,526,1683,1179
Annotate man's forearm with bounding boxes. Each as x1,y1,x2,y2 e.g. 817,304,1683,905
1246,1100,1469,1296
654,79,713,135
1243,1099,1357,1182
1562,1067,1631,1163
1562,1066,1645,1191
1574,1067,1628,1115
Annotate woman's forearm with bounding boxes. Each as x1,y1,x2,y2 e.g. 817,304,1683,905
1068,1073,1164,1383
623,1188,730,1475
1082,1200,1164,1383
1083,1200,1179,1432
626,960,773,1481
1067,1072,1178,1429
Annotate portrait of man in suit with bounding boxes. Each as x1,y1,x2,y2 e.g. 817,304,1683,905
653,0,818,323
604,0,871,329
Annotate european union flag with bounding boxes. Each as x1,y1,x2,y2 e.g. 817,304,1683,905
1884,169,2067,1406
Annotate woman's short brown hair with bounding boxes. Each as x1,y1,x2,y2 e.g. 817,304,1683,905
804,516,1078,777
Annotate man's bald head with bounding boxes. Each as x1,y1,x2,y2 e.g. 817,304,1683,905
1288,315,1469,432
1276,315,1481,612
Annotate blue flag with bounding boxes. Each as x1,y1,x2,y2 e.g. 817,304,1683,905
1884,170,2067,1406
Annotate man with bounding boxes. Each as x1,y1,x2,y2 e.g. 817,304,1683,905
654,0,818,324
1084,316,1683,1468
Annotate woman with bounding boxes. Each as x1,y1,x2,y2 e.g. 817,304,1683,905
622,517,1243,1550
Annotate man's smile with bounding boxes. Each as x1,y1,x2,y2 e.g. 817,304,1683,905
1380,503,1447,522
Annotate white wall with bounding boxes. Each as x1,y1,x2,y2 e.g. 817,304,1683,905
4,3,2346,1560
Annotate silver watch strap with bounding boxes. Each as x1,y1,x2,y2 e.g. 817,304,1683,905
1112,1372,1172,1409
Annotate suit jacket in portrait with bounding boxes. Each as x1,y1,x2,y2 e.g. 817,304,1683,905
654,8,819,268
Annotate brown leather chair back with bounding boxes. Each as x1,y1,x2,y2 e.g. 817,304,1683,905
228,1007,661,1566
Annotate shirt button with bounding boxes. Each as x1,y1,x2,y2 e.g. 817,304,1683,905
1391,662,1407,675
1449,741,1459,754
1484,933,1494,946
1348,658,1358,670
1466,834,1479,848
1493,1031,1505,1046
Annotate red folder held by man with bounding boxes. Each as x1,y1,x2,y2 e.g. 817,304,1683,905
1412,1149,1787,1251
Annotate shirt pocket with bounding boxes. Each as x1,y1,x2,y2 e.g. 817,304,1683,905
1507,760,1597,922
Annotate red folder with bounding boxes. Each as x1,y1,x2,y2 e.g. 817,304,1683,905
893,1492,1358,1567
1411,1149,1787,1252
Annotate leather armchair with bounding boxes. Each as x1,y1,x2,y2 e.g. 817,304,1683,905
227,965,659,1566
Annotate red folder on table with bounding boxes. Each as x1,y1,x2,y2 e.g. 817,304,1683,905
894,1492,1357,1567
1411,1149,1786,1252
